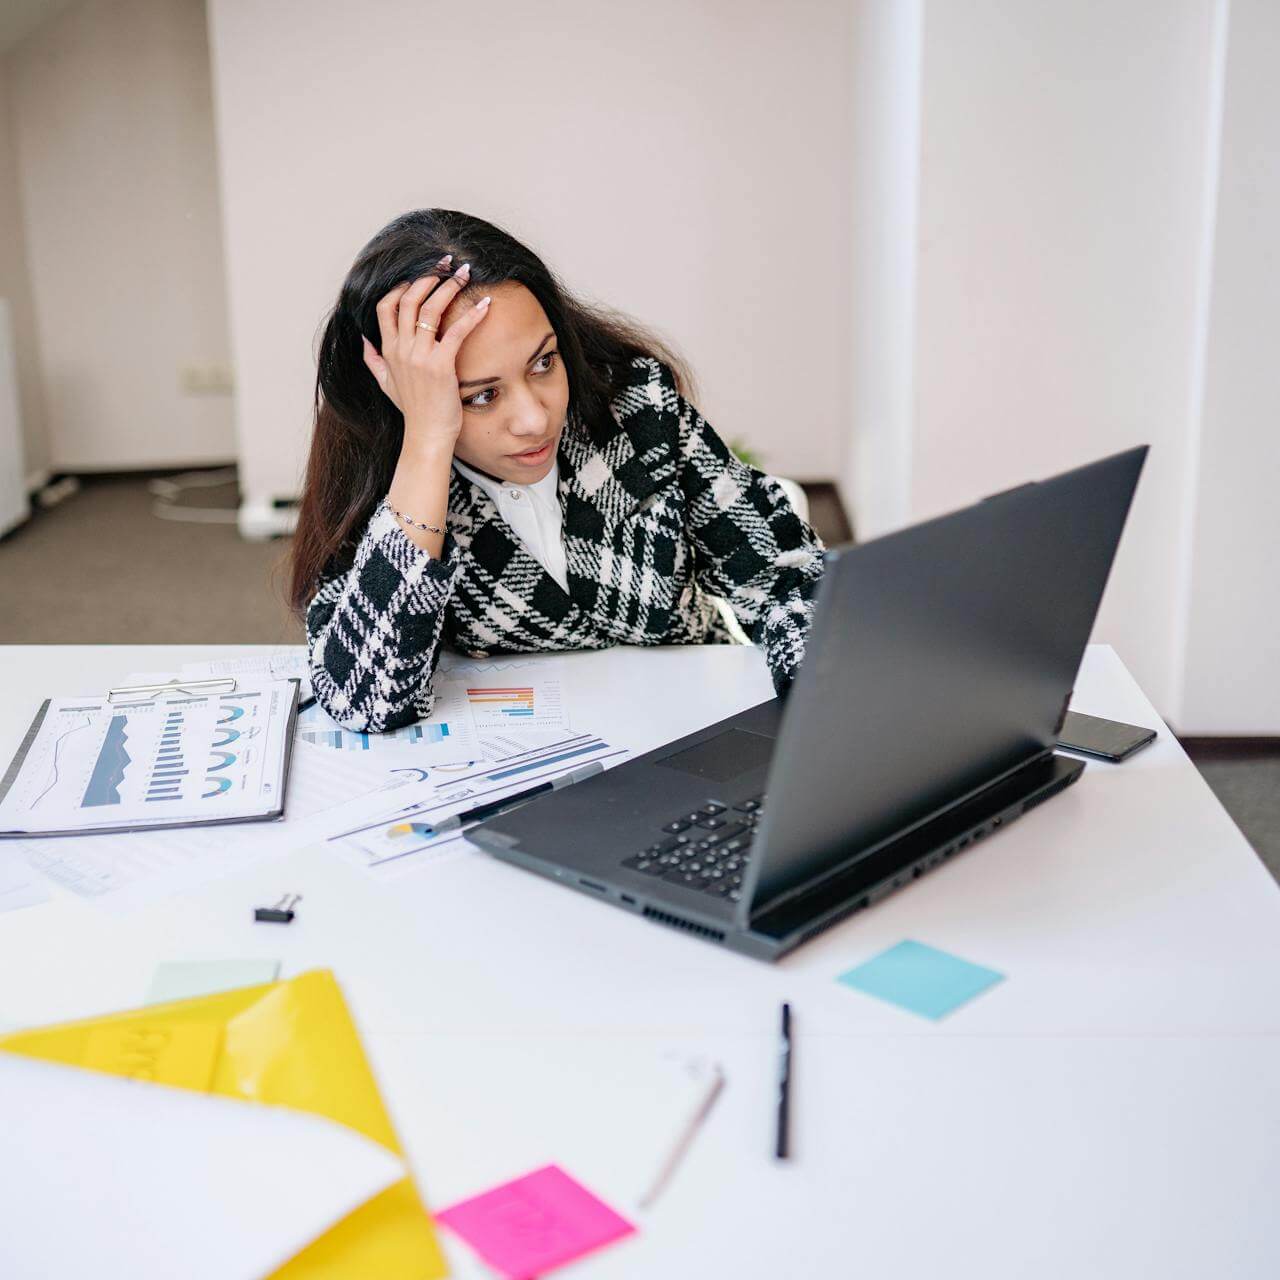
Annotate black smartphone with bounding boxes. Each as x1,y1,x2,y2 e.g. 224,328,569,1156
1056,710,1157,762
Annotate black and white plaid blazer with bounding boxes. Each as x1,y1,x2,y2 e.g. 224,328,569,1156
306,355,828,732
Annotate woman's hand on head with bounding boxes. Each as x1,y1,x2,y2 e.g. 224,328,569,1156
362,255,492,453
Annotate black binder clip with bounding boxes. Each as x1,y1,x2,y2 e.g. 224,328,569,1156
254,893,301,924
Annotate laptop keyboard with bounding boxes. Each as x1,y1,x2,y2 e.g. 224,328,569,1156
621,794,766,902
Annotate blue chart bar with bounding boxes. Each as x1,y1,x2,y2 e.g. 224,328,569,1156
408,723,451,742
490,742,603,780
154,699,187,800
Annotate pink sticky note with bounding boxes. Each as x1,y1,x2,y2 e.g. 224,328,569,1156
436,1163,636,1278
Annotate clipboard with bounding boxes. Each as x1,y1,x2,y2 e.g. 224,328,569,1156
0,674,301,839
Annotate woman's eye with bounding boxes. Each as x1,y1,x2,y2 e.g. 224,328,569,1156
463,351,558,409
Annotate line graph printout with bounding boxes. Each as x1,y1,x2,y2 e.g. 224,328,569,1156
0,680,296,836
180,650,312,701
325,731,626,875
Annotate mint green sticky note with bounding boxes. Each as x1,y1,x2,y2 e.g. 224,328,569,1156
147,960,281,1005
837,940,1004,1020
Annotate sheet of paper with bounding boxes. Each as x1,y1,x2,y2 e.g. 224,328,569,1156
437,1163,635,1279
324,731,627,876
443,660,570,733
16,739,403,912
0,1053,403,1280
0,854,50,913
180,648,312,701
295,665,571,761
0,679,297,834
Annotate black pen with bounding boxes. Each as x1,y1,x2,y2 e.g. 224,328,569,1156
775,1001,792,1160
415,760,605,835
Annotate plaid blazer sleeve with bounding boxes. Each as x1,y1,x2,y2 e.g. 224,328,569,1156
644,357,828,696
305,501,461,732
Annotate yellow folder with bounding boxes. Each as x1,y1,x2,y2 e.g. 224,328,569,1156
0,969,448,1279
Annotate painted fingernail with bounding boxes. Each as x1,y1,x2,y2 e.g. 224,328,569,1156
477,295,492,307
455,262,471,276
438,253,453,265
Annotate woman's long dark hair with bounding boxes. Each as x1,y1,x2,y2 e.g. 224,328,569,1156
286,208,696,616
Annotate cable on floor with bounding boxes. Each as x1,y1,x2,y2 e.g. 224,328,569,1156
148,466,241,524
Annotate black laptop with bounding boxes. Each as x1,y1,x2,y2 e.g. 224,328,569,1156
467,446,1148,961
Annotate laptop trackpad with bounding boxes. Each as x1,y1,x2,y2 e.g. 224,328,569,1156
654,728,774,784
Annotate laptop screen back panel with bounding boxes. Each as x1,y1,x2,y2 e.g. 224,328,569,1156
744,446,1147,916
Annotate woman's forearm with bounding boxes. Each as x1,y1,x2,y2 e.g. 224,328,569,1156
386,431,457,558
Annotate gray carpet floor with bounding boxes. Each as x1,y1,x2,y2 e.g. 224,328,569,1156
0,472,302,645
1180,752,1280,883
2,470,1275,883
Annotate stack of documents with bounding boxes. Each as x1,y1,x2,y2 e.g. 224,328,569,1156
0,969,448,1279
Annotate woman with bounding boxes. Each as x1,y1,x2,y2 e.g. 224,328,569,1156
288,209,827,733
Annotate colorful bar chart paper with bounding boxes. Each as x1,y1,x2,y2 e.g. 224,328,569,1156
466,685,535,718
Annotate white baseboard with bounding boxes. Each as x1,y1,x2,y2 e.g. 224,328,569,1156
238,496,298,540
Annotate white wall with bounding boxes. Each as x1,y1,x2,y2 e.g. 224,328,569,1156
1180,0,1280,732
844,0,1279,731
9,0,234,470
913,0,1220,723
0,57,49,485
205,0,852,511
846,0,920,540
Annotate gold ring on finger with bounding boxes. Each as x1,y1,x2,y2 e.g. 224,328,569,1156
416,320,437,333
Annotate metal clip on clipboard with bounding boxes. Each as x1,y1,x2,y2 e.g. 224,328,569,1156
106,676,238,705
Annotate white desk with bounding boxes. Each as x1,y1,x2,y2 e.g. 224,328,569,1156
2,643,1279,1277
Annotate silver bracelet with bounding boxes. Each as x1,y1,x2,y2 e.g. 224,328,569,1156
383,497,446,535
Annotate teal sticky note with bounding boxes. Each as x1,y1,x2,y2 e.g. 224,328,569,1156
146,960,281,1005
837,940,1004,1020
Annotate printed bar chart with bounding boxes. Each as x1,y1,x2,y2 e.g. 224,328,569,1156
466,686,536,720
298,721,453,752
146,709,187,802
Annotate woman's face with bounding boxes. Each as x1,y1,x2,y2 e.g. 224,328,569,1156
439,281,570,485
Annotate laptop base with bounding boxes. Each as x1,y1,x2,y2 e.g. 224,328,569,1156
482,751,1085,963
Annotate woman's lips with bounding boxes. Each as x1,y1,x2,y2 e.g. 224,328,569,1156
511,440,553,461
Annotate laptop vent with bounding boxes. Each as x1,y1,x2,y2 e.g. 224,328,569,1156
642,906,726,943
794,896,872,948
